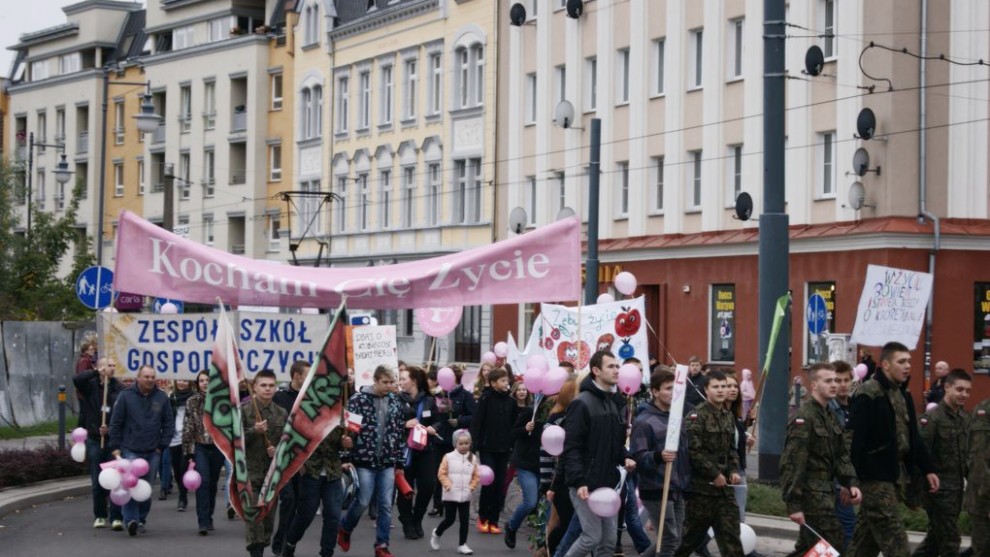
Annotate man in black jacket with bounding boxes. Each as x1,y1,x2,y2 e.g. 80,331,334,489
848,341,938,557
73,357,123,530
561,350,634,557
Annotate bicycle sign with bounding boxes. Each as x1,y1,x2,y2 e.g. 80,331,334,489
76,266,115,310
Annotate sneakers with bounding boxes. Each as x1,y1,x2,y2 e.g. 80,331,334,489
337,528,352,552
428,507,442,517
177,497,187,511
198,527,208,536
504,527,517,549
414,523,425,539
374,545,394,557
111,520,124,531
159,488,168,501
476,519,489,534
488,524,503,535
127,520,138,537
226,504,236,520
457,545,474,555
430,528,441,551
283,543,296,557
137,522,146,534
93,518,108,529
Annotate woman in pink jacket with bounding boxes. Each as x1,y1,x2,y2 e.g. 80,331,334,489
430,430,480,555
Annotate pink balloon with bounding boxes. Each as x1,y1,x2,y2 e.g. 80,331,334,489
588,487,622,517
437,367,457,392
183,465,202,491
71,427,88,444
618,363,642,395
120,472,139,490
541,425,566,456
542,367,570,396
415,306,463,337
854,363,869,380
478,465,495,486
524,367,545,394
493,342,509,358
614,272,638,296
130,458,150,477
526,353,549,373
114,458,132,474
596,293,615,304
109,486,132,506
481,351,497,366
925,402,938,412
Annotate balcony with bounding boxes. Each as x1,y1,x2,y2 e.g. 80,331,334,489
231,107,247,132
77,131,89,154
152,122,166,144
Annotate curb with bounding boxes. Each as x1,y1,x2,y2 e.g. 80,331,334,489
0,476,89,518
745,513,972,548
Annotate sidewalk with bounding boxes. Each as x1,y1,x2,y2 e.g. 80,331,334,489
0,434,61,451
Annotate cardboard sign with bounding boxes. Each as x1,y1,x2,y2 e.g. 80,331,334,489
351,325,399,390
665,364,689,452
850,265,933,349
538,297,649,377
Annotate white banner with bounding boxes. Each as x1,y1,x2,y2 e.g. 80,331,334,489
665,364,689,452
850,265,933,349
99,311,330,380
536,297,650,378
351,325,399,390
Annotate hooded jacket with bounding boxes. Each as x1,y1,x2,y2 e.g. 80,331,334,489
72,369,122,442
630,401,690,498
561,374,627,491
470,386,517,453
345,385,406,470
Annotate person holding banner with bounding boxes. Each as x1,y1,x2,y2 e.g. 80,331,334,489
630,368,690,557
241,369,287,557
779,362,861,557
270,360,309,557
73,357,123,530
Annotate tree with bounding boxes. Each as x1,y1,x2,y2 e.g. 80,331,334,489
0,161,95,320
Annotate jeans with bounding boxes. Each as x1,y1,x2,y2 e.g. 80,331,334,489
272,473,302,553
623,475,652,554
159,446,171,492
565,487,619,557
85,439,122,521
121,448,161,526
194,443,225,529
288,475,344,557
223,458,232,507
835,489,857,549
341,467,395,547
507,468,540,531
733,477,747,523
644,495,686,557
553,515,583,557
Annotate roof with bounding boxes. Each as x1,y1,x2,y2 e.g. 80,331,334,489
335,0,424,26
107,9,148,64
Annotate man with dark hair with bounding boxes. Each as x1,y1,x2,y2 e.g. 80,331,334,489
781,363,861,556
272,360,310,556
912,369,972,557
848,342,937,557
561,350,632,557
243,369,286,557
829,360,857,546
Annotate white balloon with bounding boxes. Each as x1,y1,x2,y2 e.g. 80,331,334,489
740,523,757,555
160,302,179,314
130,479,153,502
70,443,86,463
98,468,122,491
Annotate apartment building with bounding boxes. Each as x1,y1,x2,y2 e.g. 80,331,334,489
494,0,990,394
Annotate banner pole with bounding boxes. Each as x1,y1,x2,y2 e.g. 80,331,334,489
653,462,673,557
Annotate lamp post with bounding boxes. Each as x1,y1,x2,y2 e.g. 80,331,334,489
96,70,161,266
25,132,73,240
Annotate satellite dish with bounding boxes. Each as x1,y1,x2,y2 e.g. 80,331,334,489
857,108,877,140
804,46,825,76
566,0,584,18
508,206,528,233
509,3,527,26
852,148,870,177
557,207,576,220
734,192,753,221
553,100,576,128
848,182,866,210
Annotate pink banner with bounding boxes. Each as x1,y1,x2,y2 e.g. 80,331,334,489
113,211,581,309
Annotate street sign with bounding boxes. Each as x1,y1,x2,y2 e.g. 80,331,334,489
153,298,184,314
76,266,114,310
807,293,828,335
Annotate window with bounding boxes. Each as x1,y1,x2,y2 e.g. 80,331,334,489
114,163,124,197
453,45,485,109
335,177,347,232
113,101,125,144
208,16,234,42
428,53,442,115
203,150,215,197
270,144,282,181
381,65,393,125
404,59,417,120
819,131,836,197
729,19,744,79
647,40,665,97
31,60,49,81
267,215,279,250
554,65,566,104
358,173,370,231
526,176,537,227
179,153,191,200
204,81,216,129
59,53,80,74
36,112,47,148
137,160,145,195
690,150,703,208
301,180,322,234
457,48,470,109
710,284,736,362
336,76,349,132
806,282,837,364
173,26,195,50
525,73,537,124
473,45,485,106
428,163,441,226
556,171,566,213
204,216,215,245
358,71,371,129
402,166,415,228
55,181,65,211
652,156,664,211
36,171,45,210
728,145,742,204
305,3,320,45
617,49,630,104
454,159,483,224
617,162,629,217
821,0,836,58
180,85,192,132
691,29,704,88
380,170,392,228
585,57,597,111
302,85,323,139
55,108,65,142
271,73,283,110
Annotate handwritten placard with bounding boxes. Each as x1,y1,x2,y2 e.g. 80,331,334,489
351,325,399,389
850,265,933,349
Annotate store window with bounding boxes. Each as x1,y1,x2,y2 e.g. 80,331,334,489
975,283,990,374
710,284,735,362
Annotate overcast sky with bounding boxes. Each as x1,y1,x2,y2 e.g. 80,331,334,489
0,1,146,78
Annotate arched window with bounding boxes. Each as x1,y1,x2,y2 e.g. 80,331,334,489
300,84,323,139
453,43,484,109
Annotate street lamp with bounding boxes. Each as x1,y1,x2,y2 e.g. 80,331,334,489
25,131,73,240
96,72,162,266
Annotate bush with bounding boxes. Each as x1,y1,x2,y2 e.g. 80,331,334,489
0,444,86,490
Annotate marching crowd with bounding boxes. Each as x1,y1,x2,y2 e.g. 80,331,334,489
72,338,990,557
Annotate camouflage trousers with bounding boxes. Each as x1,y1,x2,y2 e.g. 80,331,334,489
911,489,962,557
244,479,278,551
786,494,845,557
970,508,990,557
673,490,743,557
848,481,909,557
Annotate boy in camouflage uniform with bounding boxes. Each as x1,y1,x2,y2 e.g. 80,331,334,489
673,370,743,557
242,370,287,557
964,396,990,557
780,363,861,557
913,369,972,557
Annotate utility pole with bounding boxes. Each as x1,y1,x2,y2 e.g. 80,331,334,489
583,118,601,305
163,163,175,232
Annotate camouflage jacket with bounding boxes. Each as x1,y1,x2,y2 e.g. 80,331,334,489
964,398,990,514
242,399,287,481
302,426,346,481
918,400,970,490
685,401,739,496
780,398,858,514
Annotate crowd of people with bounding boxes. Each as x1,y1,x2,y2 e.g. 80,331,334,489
71,338,990,557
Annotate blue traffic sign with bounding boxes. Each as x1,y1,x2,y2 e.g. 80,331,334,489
154,298,184,314
807,293,828,335
76,266,114,310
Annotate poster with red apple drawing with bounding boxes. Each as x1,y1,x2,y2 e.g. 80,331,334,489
537,297,649,380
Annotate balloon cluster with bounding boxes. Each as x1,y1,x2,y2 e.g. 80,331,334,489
98,458,153,506
69,427,88,463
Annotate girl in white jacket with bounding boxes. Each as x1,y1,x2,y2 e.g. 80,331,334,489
431,430,480,554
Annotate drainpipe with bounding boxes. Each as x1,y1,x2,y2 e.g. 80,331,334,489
917,0,939,391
